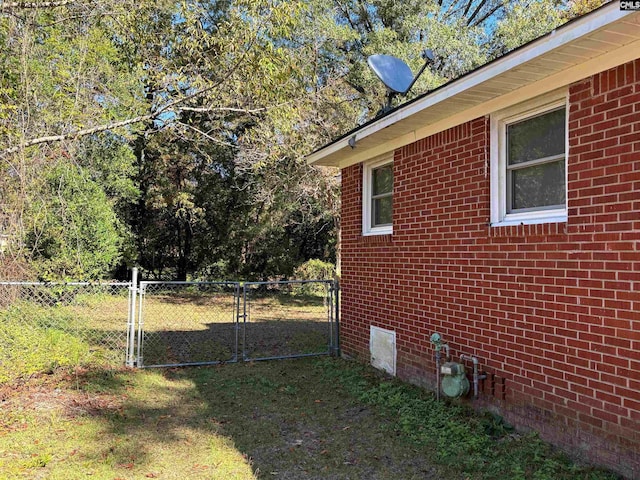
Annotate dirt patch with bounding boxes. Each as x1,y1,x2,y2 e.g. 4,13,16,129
0,368,128,433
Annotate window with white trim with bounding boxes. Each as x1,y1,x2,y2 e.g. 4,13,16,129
363,156,393,235
491,94,568,226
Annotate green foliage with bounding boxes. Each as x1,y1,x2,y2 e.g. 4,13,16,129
492,1,565,56
0,310,93,383
294,259,336,281
0,291,130,383
292,259,336,295
77,134,140,204
1,0,604,282
316,359,619,480
24,163,123,280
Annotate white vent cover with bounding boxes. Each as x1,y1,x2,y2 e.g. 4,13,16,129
370,325,396,376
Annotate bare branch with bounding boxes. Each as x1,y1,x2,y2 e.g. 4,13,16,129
0,1,77,10
176,122,238,148
469,0,504,26
462,0,474,18
1,114,153,157
178,106,267,115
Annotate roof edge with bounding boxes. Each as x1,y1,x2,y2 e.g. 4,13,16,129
307,2,636,168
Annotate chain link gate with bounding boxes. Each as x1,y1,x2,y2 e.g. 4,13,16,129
242,280,337,361
132,279,339,368
134,281,240,368
1,271,339,374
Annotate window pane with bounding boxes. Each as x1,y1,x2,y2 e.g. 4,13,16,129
510,160,565,211
372,164,393,195
373,196,392,227
507,108,565,165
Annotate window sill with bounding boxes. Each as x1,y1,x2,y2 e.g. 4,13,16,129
362,227,393,236
489,216,567,238
490,211,567,228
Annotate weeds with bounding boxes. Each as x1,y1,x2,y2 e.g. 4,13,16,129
0,314,94,383
315,358,619,480
0,293,128,384
0,358,623,480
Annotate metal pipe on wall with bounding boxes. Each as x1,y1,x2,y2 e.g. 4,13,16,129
460,354,486,399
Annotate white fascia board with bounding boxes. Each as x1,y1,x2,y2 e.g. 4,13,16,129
307,4,637,168
331,35,640,169
306,137,350,166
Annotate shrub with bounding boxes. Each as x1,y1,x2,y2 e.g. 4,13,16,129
292,259,336,296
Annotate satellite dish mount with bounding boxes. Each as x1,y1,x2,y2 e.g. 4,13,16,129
367,49,435,115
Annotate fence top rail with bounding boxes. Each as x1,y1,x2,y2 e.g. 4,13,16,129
140,281,241,286
0,281,132,287
243,279,334,286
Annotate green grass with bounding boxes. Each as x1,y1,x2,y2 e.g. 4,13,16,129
0,312,94,383
0,292,622,478
317,360,620,480
0,358,621,480
0,368,255,479
0,302,125,383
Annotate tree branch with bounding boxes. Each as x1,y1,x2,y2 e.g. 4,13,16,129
0,1,77,10
0,87,222,159
466,0,489,24
1,114,153,157
469,0,504,26
178,106,267,115
176,122,237,148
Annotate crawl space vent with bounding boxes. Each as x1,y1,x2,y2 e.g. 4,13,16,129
370,325,396,376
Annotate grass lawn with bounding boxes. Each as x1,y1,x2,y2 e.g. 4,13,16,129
0,358,620,480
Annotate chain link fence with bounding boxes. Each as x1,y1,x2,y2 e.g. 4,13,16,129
242,281,336,361
0,282,132,383
0,275,339,380
137,282,240,368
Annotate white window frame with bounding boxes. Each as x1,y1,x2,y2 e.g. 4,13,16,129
490,91,569,227
362,155,393,236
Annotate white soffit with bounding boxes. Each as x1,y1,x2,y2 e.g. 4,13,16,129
308,5,640,168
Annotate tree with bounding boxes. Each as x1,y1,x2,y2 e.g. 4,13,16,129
0,0,604,281
0,1,150,278
22,161,123,280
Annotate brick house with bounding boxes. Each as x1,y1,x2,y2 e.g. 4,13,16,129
308,4,640,478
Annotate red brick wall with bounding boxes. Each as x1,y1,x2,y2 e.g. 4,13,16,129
340,59,640,477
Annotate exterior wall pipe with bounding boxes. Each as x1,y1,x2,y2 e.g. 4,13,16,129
443,343,450,362
460,354,486,399
431,338,450,402
435,349,441,401
438,343,451,400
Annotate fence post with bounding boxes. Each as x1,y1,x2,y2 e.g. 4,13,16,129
331,280,341,357
234,282,241,363
242,283,248,361
136,281,145,367
126,267,138,367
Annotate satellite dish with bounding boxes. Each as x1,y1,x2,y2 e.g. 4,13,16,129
422,49,435,64
367,49,435,115
367,55,414,94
